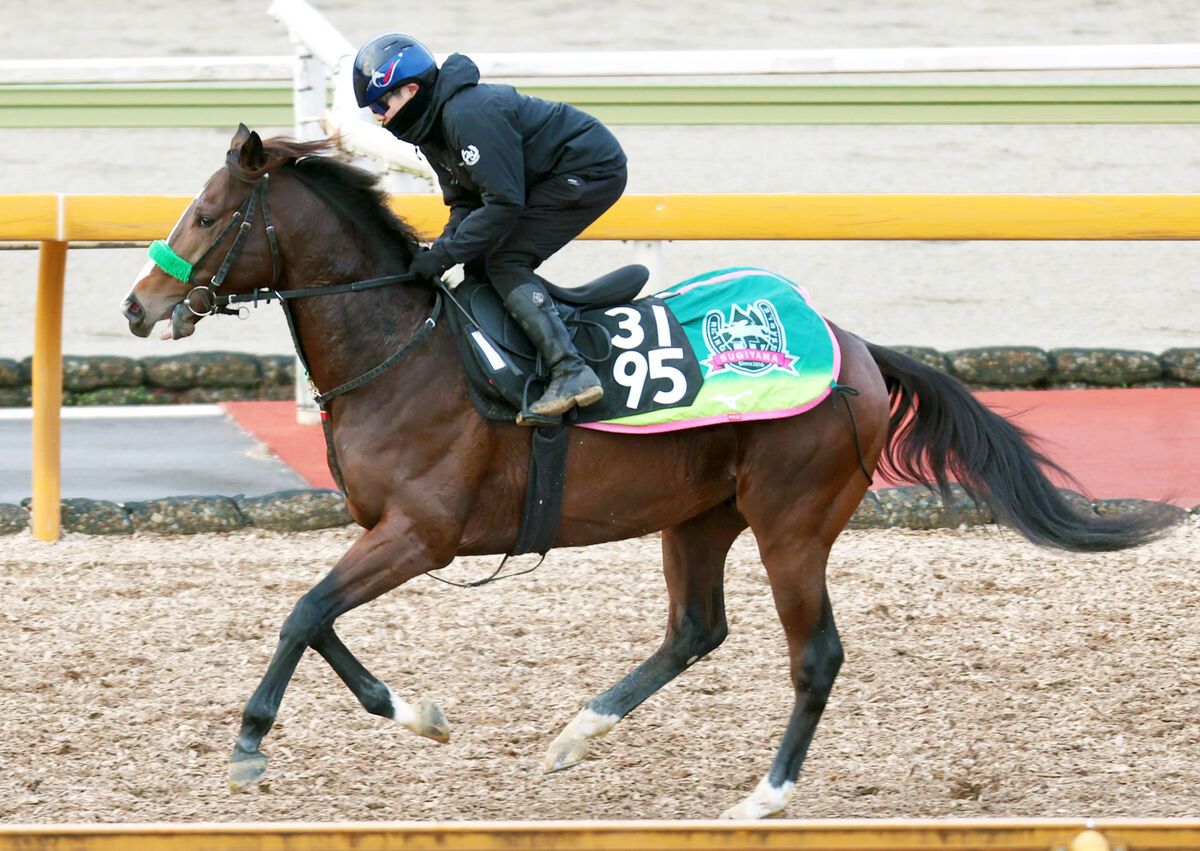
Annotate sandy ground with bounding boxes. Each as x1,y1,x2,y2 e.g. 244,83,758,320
1,0,1199,359
1,521,1198,822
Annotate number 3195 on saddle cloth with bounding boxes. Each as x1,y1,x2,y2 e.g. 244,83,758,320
580,267,841,434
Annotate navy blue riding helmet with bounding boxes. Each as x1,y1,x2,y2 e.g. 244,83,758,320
352,33,439,116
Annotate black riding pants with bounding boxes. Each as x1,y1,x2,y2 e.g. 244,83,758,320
465,166,628,299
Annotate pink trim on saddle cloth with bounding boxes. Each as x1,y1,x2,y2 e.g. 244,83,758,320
657,267,813,302
579,278,843,434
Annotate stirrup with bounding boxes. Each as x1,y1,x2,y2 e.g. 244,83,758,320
515,409,563,427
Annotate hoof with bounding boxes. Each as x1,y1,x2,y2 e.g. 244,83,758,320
405,699,451,743
541,708,619,773
229,749,268,792
542,733,588,773
718,778,795,820
386,687,451,743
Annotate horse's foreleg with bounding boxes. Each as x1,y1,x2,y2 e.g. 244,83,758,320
309,625,449,742
543,502,746,773
230,517,451,791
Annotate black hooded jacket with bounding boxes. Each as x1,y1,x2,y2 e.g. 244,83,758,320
391,54,627,269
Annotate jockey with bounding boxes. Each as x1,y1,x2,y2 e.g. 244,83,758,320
352,33,629,419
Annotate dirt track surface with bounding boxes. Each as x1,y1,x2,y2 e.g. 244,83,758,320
2,520,1197,822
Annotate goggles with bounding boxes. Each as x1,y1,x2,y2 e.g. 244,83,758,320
367,99,390,118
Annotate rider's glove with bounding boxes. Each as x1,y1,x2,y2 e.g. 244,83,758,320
410,249,447,281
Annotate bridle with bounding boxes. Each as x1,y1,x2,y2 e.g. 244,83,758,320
148,174,282,319
145,168,442,409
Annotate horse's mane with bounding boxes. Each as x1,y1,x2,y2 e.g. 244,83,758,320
226,136,423,265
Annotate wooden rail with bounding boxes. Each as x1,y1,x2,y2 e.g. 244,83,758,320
8,192,1200,243
2,819,1200,850
6,191,1200,541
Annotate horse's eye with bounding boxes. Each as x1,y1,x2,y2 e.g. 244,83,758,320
196,214,216,228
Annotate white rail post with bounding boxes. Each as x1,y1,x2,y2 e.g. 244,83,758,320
630,240,663,295
290,39,328,425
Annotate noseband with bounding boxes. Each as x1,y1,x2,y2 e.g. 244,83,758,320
147,174,281,317
144,166,441,412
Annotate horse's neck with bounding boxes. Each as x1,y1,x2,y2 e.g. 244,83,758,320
285,245,431,398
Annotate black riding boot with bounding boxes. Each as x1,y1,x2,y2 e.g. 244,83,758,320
503,282,603,417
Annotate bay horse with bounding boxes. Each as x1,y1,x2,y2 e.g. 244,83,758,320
121,126,1174,819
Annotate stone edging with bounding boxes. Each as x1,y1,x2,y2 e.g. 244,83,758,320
1,486,1194,537
889,345,1199,388
0,346,1197,408
0,352,294,407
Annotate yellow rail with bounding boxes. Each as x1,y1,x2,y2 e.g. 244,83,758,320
0,193,58,240
1,819,1198,850
6,192,1200,241
5,191,1200,541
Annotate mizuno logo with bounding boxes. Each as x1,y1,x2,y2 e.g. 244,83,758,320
370,55,403,91
710,390,753,409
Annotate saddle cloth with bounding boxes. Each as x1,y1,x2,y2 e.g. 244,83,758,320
443,266,840,431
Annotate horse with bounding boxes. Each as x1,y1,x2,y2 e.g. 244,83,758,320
121,125,1176,819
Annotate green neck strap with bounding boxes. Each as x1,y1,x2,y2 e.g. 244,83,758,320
148,239,194,284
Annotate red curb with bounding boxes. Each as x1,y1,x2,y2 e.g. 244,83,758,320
224,388,1200,507
222,401,337,491
970,388,1199,506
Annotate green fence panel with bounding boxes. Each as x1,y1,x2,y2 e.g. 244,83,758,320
4,82,1200,127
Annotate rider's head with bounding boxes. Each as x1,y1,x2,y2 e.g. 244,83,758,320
352,33,438,121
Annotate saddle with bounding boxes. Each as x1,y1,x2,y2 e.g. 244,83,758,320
442,264,654,425
440,263,652,557
440,263,841,555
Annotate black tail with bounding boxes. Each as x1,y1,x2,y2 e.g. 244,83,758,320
866,342,1178,552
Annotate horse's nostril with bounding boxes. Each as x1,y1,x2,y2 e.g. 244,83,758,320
122,297,143,320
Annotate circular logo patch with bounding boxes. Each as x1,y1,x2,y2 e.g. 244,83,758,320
461,145,480,166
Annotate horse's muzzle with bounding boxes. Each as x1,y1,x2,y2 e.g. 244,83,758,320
168,301,199,339
122,295,154,338
123,293,197,339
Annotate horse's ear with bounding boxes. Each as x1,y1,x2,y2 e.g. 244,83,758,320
231,123,251,147
238,129,266,170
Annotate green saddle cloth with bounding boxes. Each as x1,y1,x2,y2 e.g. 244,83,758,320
581,266,840,433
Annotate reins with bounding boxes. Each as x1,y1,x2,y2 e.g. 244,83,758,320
299,290,442,409
148,171,442,401
148,163,539,590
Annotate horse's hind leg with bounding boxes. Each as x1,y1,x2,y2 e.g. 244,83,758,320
543,501,746,772
720,577,841,820
718,453,865,816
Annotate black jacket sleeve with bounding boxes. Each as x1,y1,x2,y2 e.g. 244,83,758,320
425,100,526,268
431,162,478,241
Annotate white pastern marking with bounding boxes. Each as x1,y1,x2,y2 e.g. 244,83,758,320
563,707,620,740
722,776,796,819
385,685,418,729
